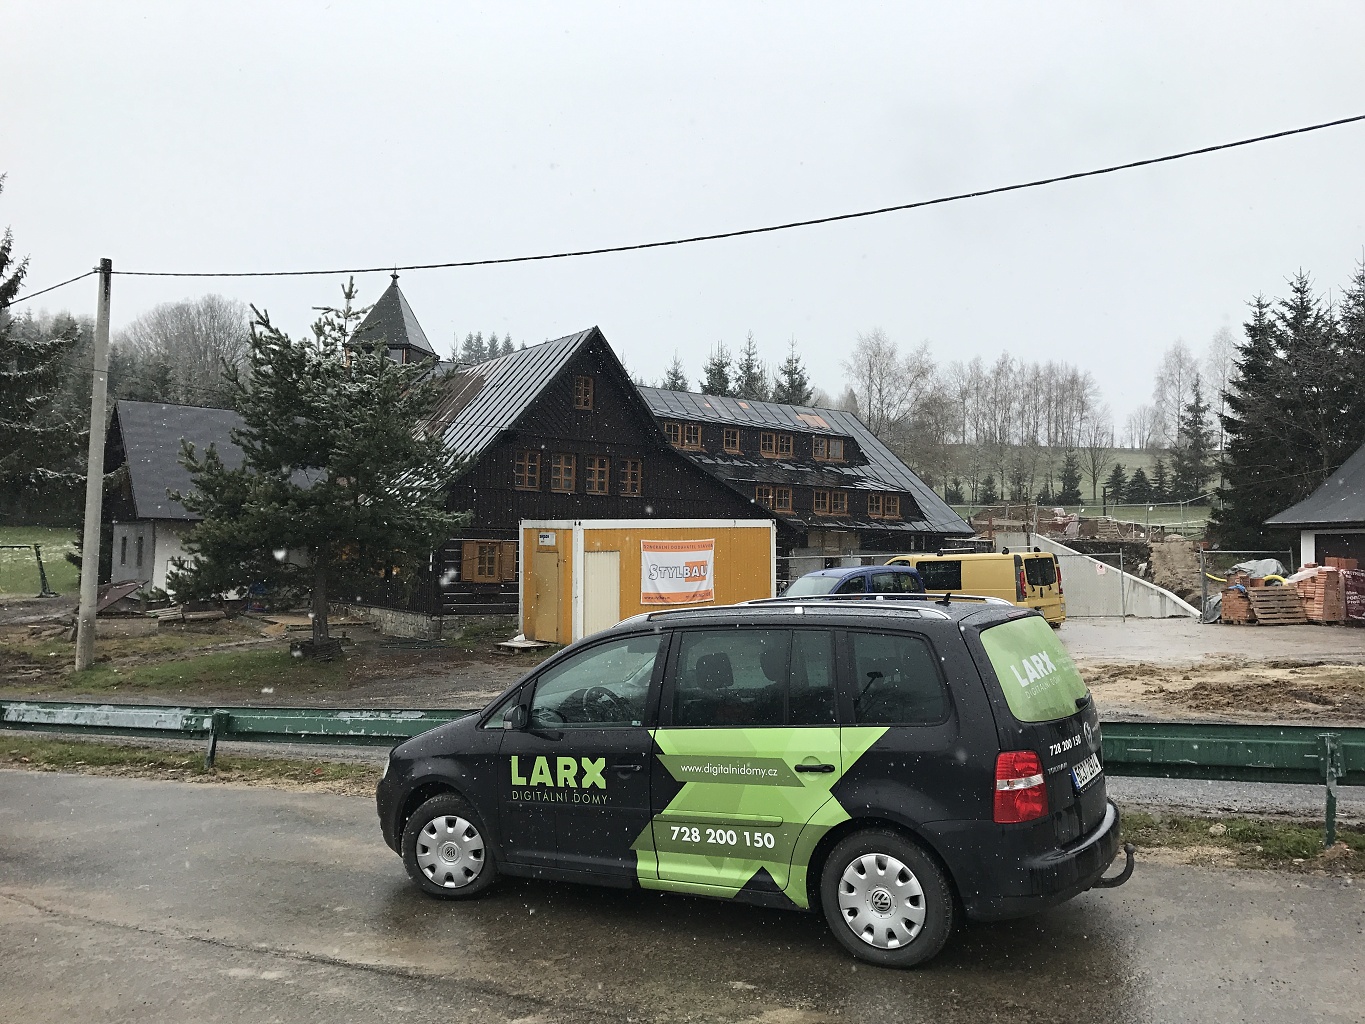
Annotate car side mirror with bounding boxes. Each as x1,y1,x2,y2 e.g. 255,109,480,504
503,705,528,730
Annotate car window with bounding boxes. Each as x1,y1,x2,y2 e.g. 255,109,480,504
783,574,841,596
672,629,789,727
834,574,866,594
789,630,838,725
979,615,1087,722
916,560,962,590
1024,556,1057,587
482,688,523,730
869,571,922,594
847,632,948,725
529,634,662,728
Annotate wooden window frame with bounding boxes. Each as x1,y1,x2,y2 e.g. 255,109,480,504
620,458,643,496
813,489,830,515
884,494,901,519
573,375,594,410
723,427,741,453
682,423,702,450
462,540,503,584
760,432,776,457
664,421,682,446
755,484,774,508
777,433,793,458
867,493,884,518
549,453,576,493
514,450,541,490
585,455,610,495
814,437,845,462
774,486,792,512
831,491,849,515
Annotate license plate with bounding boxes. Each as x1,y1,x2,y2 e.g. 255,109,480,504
1071,753,1102,791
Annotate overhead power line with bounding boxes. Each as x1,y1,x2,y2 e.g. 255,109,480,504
10,112,1365,302
8,269,96,306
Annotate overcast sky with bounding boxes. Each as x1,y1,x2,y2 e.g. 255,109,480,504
6,2,1365,425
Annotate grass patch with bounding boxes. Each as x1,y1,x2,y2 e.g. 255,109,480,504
0,526,78,596
1121,810,1364,872
67,648,345,695
1,735,379,793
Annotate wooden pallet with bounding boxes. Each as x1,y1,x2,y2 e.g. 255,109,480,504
1247,586,1308,625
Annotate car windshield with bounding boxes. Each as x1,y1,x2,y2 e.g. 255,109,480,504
783,574,843,596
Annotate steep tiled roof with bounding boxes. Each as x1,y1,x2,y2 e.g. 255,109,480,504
351,274,436,357
111,401,244,520
427,329,600,463
639,387,972,536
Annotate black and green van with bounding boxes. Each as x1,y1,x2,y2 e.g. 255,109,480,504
376,597,1130,967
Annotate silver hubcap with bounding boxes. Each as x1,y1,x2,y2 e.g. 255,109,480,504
838,853,926,948
415,814,485,889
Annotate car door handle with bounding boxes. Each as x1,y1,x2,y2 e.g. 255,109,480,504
794,763,836,774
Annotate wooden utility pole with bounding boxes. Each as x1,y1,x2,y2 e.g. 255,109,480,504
74,259,112,671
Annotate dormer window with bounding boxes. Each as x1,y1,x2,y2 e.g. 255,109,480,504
723,428,741,453
813,437,845,461
761,432,793,458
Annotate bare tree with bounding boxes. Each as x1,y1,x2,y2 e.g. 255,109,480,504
1152,339,1199,448
841,328,935,442
113,295,251,407
1202,325,1237,453
1124,404,1156,449
1080,406,1114,503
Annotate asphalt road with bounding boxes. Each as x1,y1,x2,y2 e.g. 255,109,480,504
2,771,1362,1024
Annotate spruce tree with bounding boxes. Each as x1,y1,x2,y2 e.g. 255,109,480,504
978,474,999,504
659,354,690,391
945,478,964,504
1170,374,1213,501
1151,456,1170,503
0,186,85,519
734,332,769,400
1104,462,1128,505
169,280,467,643
771,339,814,405
1126,466,1153,504
1057,451,1083,505
460,331,488,363
699,342,734,397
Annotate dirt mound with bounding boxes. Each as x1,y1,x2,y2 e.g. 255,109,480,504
1082,659,1365,722
1149,538,1203,603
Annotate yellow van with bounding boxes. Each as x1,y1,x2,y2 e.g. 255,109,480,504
884,550,1066,625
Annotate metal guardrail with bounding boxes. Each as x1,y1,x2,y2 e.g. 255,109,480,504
3,701,1361,845
0,700,475,770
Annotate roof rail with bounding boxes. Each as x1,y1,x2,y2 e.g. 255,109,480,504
744,592,1014,608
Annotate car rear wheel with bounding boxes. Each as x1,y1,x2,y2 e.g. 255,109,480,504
819,829,953,967
401,794,498,899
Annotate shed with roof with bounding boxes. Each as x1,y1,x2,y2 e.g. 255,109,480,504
1266,439,1365,567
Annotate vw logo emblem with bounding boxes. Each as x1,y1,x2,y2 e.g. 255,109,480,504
1083,721,1095,749
440,842,461,862
869,888,894,915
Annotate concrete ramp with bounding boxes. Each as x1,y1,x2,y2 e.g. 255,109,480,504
998,533,1198,619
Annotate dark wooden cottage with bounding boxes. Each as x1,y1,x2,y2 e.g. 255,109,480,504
423,328,773,614
637,387,973,565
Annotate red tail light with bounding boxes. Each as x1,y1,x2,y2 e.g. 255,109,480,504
994,750,1048,823
1055,560,1064,594
1016,567,1028,600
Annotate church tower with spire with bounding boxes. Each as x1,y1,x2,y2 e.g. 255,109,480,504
350,272,438,364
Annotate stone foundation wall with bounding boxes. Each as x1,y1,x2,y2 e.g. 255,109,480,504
335,603,518,641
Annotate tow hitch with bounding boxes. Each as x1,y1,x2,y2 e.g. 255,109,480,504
1093,843,1135,889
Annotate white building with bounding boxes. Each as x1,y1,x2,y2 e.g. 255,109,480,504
104,401,244,593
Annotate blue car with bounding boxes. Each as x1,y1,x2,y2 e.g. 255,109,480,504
783,564,925,597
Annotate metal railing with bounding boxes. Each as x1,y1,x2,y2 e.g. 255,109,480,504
3,700,1361,846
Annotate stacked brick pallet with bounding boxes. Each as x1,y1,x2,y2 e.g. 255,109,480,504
1294,566,1346,623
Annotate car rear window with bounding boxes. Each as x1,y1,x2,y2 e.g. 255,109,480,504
1024,556,1057,587
916,560,962,590
978,615,1087,722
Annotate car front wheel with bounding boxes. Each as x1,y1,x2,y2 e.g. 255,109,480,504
819,828,954,967
401,794,498,899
